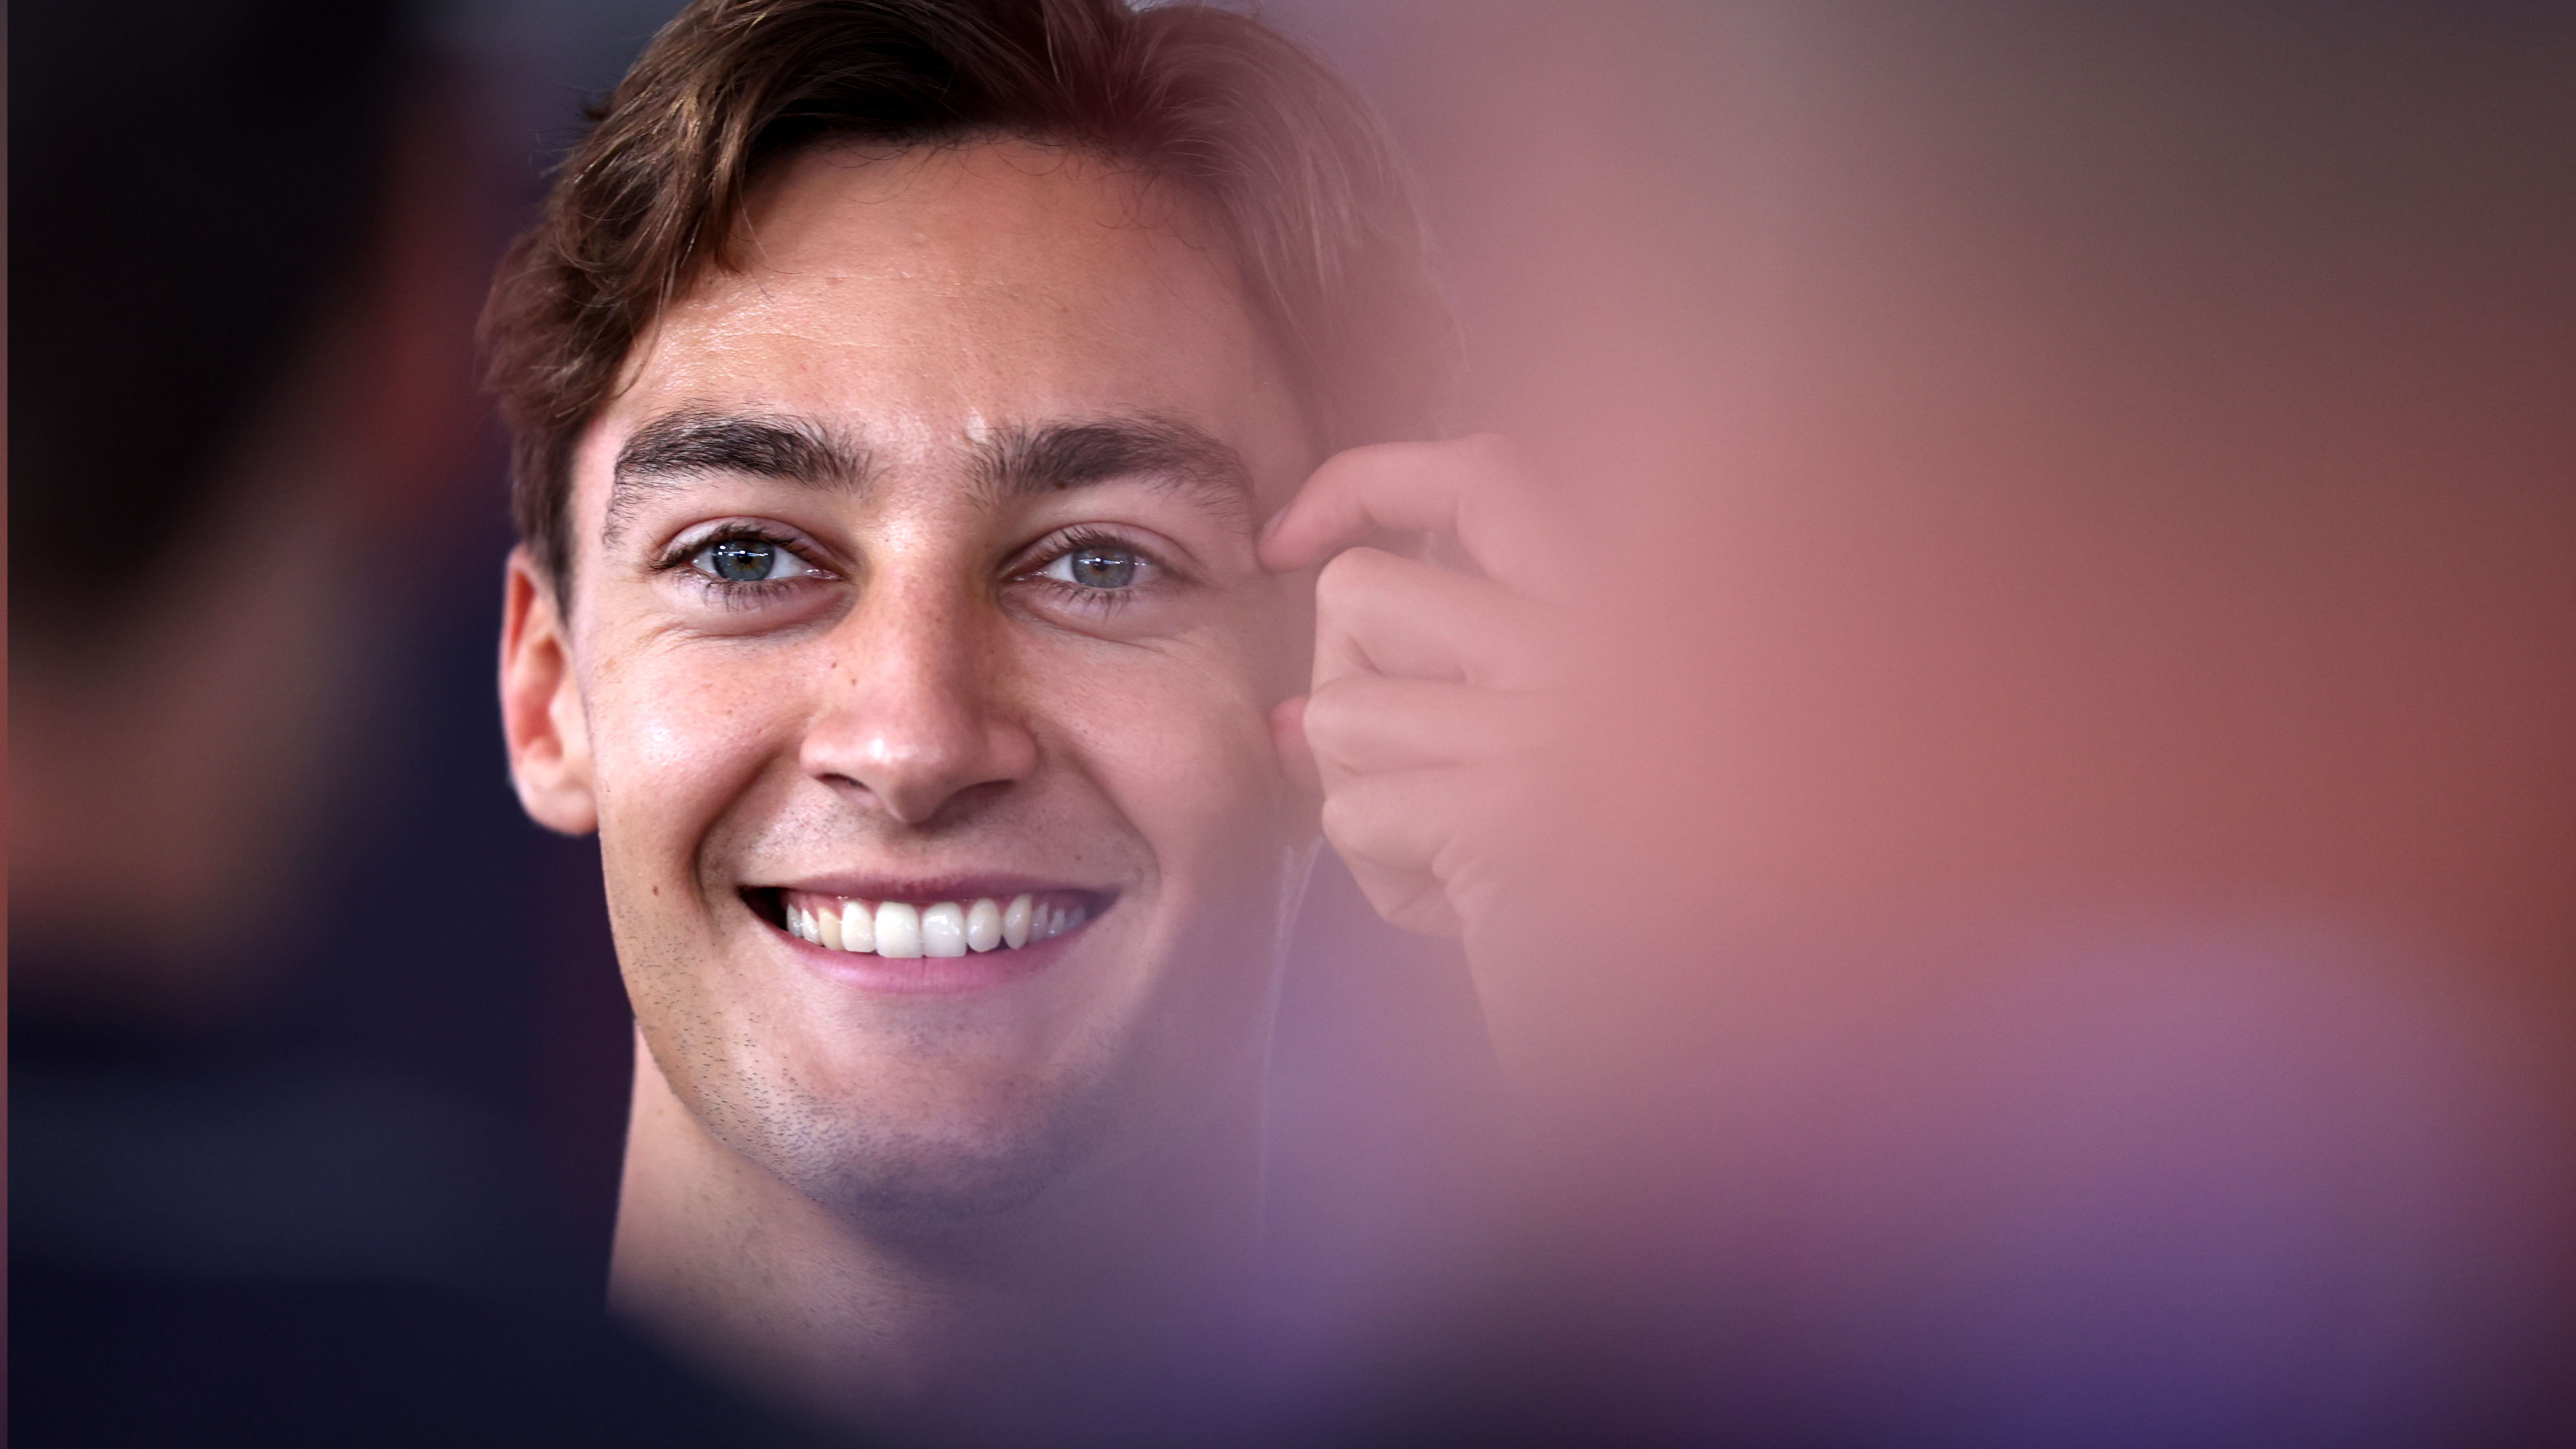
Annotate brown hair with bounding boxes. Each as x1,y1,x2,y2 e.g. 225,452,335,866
482,0,1455,588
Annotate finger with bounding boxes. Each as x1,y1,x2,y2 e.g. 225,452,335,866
1346,858,1464,939
1320,767,1458,876
1319,767,1475,938
1260,434,1560,597
1270,695,1323,796
1312,546,1566,691
1302,675,1560,780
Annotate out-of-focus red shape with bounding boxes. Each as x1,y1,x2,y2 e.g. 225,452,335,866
1269,1,2576,1441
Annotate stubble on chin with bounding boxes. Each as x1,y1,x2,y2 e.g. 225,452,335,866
617,922,1130,1226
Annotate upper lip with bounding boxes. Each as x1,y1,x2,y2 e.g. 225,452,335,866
755,872,1112,902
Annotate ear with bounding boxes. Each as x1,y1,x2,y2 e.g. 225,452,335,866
500,547,599,835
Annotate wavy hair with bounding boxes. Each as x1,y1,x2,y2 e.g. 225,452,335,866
481,0,1455,587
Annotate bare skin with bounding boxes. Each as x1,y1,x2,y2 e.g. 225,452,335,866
499,138,1570,1438
502,140,1326,1437
1263,438,1580,1067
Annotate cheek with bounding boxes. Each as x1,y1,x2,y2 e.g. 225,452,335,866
1040,625,1302,894
588,639,806,880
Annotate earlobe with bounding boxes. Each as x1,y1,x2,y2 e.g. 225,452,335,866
499,547,600,835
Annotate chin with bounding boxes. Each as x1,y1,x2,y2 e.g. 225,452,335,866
690,1039,1134,1225
804,1124,1103,1222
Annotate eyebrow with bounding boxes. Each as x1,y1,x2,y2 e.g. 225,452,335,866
604,407,870,549
973,416,1258,533
601,408,1259,552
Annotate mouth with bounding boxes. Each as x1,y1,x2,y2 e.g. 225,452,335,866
755,886,1106,960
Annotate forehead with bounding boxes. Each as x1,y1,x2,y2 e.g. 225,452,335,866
591,140,1304,490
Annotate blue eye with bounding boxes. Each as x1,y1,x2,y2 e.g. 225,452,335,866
692,537,812,583
1044,543,1144,590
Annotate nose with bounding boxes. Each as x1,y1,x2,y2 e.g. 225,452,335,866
800,572,1038,826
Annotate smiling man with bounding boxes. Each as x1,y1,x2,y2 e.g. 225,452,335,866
484,0,1565,1439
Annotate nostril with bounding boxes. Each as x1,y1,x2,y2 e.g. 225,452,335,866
802,720,1036,822
820,771,1026,831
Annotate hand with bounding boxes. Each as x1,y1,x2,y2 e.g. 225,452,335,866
1261,435,1574,941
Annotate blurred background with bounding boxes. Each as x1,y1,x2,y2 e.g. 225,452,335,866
9,1,796,1440
11,0,2573,1444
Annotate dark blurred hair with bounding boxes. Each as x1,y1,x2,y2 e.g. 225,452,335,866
481,0,1454,589
10,0,411,635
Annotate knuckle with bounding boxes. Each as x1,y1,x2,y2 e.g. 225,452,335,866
1305,447,1368,493
1317,788,1372,852
1303,675,1362,724
1313,545,1391,598
1318,439,1409,484
1309,668,1394,705
1298,692,1354,750
1313,548,1362,594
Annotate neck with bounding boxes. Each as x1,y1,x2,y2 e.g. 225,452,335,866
608,1032,1270,1440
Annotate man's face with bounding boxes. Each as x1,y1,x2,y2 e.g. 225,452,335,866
547,142,1317,1217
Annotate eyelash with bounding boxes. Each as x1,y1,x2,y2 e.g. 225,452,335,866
654,523,830,610
650,523,1184,617
1017,526,1178,619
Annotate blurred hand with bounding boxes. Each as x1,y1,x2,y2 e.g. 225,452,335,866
1261,435,1575,939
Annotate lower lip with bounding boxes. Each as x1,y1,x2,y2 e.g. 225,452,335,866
773,916,1086,996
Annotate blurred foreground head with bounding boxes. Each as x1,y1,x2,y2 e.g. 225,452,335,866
10,0,487,1016
13,0,405,629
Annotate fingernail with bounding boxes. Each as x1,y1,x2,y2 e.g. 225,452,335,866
1257,508,1287,545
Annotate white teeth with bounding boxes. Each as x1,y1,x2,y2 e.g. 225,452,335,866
965,898,1003,953
875,900,924,958
786,892,1078,957
921,902,967,958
